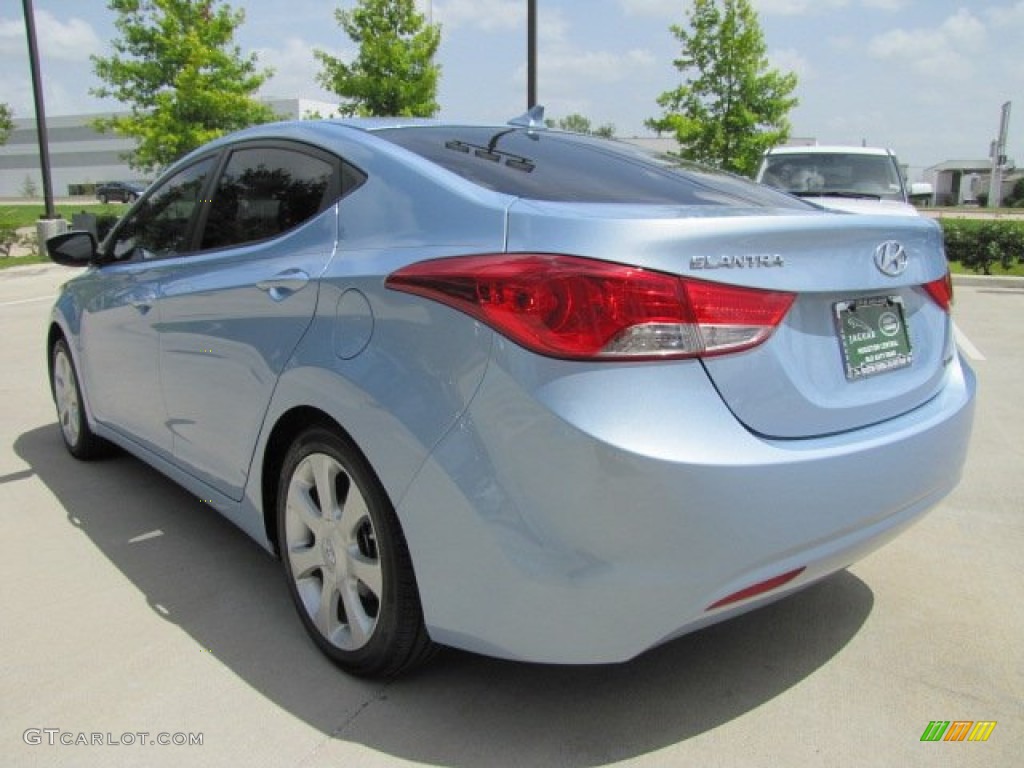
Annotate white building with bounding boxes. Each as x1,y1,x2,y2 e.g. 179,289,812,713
0,98,338,198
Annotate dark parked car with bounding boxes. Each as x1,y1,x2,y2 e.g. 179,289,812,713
95,181,146,204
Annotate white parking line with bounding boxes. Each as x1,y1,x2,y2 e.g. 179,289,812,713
954,323,986,361
0,295,54,307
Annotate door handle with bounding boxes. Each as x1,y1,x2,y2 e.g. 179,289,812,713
257,269,310,301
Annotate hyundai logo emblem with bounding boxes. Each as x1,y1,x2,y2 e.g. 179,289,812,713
874,241,908,277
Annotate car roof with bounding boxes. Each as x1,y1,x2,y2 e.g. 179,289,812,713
765,145,895,157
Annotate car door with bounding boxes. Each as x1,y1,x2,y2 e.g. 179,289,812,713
77,157,216,457
157,142,348,500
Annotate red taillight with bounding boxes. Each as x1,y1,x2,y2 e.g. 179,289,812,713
385,253,795,361
923,272,953,312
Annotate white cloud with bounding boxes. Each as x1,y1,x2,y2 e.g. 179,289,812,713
519,6,656,91
0,10,106,113
986,1,1024,27
826,35,857,52
940,8,986,48
0,16,25,58
37,10,101,62
1,9,101,61
434,0,523,31
769,48,811,80
618,0,683,17
861,0,907,10
754,0,848,15
621,0,901,18
868,8,986,79
540,48,656,84
539,6,569,44
499,6,658,129
256,37,344,102
620,0,853,17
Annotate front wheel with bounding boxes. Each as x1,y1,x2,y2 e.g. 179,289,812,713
51,339,110,459
277,427,435,677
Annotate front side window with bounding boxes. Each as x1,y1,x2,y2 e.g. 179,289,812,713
110,159,214,260
200,146,337,251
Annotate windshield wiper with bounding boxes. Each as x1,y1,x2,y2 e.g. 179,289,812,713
791,190,882,200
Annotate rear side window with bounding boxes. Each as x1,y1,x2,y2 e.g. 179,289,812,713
374,126,807,208
201,145,339,250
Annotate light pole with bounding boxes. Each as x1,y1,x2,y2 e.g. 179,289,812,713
527,0,537,108
22,0,56,219
988,101,1011,208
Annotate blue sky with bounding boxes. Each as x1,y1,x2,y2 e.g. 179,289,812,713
1,0,1022,179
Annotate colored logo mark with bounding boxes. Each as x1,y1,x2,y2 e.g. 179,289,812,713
920,721,996,742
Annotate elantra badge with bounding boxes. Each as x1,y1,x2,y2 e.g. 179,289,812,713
690,253,785,270
874,241,908,277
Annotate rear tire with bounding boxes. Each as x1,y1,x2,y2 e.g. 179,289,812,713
277,426,435,677
97,193,108,204
51,339,111,459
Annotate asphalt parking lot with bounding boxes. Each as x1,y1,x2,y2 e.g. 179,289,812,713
1,263,1021,767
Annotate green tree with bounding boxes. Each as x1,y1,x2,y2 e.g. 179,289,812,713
544,113,616,138
91,0,276,173
646,0,798,176
0,103,12,145
315,0,441,117
20,175,39,198
1006,177,1024,208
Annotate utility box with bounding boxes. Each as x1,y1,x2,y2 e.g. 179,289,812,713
71,212,99,239
36,217,69,251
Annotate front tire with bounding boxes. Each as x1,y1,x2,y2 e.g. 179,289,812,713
51,339,110,459
277,427,435,677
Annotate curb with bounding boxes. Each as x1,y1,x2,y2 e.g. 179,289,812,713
951,273,1024,289
0,261,78,279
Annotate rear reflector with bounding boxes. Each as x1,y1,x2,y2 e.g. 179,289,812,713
386,253,795,361
706,567,806,611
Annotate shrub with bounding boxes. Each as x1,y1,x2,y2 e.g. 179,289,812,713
96,214,119,241
0,226,17,257
939,218,1024,274
1005,178,1024,207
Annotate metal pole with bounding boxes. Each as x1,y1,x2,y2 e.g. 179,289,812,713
22,0,56,218
988,101,1011,208
527,0,537,108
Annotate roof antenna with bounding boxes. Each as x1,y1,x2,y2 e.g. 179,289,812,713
508,105,545,129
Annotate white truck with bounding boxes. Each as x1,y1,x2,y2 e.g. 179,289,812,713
756,145,925,216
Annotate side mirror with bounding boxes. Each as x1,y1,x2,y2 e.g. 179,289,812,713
909,182,933,196
47,231,98,267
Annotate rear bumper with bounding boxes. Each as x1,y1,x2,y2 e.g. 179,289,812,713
397,345,976,664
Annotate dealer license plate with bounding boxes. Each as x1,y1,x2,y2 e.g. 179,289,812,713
834,296,912,380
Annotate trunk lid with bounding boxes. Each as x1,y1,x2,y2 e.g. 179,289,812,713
506,202,953,439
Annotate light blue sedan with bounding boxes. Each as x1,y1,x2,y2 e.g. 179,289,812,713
46,115,975,677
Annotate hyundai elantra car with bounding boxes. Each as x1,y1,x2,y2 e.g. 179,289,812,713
45,112,975,677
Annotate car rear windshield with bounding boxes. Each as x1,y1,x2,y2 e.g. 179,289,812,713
373,126,809,208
